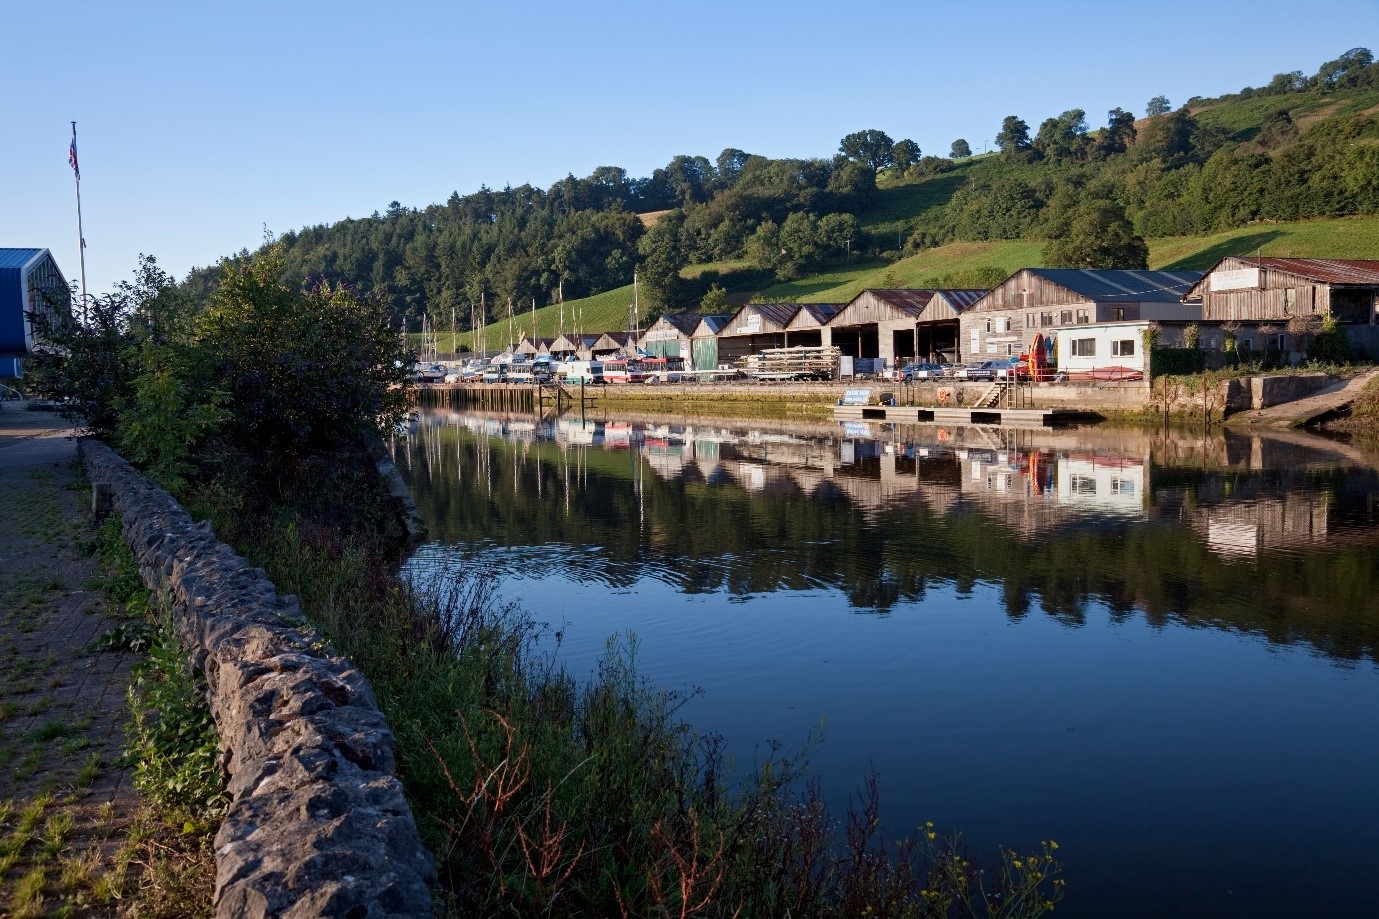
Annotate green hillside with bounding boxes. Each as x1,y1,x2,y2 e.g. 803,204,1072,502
443,214,1379,352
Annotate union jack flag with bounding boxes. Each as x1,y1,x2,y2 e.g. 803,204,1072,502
68,137,79,179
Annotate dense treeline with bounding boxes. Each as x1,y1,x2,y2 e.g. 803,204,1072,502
183,48,1379,323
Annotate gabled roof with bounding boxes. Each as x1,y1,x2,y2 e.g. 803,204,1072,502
721,303,800,336
1025,269,1203,303
831,289,987,327
790,303,843,327
0,249,46,270
694,314,731,335
660,313,703,335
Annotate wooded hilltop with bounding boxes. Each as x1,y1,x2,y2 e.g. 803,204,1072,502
182,49,1379,330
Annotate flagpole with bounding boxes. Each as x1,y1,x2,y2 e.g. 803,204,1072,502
70,122,88,323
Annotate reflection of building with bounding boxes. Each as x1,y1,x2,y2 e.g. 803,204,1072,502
1187,494,1333,560
1055,455,1144,512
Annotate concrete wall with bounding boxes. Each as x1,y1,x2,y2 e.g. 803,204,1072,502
1250,373,1334,408
80,440,434,919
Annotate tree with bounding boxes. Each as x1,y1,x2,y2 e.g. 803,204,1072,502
1147,95,1172,117
637,210,689,307
1033,109,1090,163
699,283,731,315
950,138,972,158
1317,47,1374,89
1042,199,1149,269
995,116,1032,160
891,139,921,172
1097,108,1137,159
838,129,896,175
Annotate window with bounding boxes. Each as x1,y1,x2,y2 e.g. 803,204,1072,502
1113,307,1125,321
1111,339,1135,357
1284,288,1296,309
1060,310,1074,324
985,320,993,333
1041,311,1054,327
1072,338,1096,357
1076,308,1091,324
1110,478,1136,496
1000,317,1011,333
1070,474,1097,496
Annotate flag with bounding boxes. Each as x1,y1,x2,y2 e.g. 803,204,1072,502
68,136,79,180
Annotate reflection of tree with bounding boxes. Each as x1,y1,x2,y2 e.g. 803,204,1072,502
398,421,1379,664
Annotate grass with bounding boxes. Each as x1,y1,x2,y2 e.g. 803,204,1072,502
176,466,1066,918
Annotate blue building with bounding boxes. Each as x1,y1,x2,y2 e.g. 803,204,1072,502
1,248,70,379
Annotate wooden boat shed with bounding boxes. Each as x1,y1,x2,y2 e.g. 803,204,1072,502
639,312,702,359
689,314,731,370
822,289,986,368
716,303,804,364
784,303,843,348
1182,256,1379,359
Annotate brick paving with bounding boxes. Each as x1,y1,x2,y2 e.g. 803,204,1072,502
0,408,141,914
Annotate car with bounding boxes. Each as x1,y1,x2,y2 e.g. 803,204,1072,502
898,361,946,381
953,360,1005,381
996,355,1032,381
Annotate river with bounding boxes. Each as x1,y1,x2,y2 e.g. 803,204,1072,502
395,409,1379,918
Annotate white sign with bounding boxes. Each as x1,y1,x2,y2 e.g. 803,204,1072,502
736,314,763,334
1211,268,1260,291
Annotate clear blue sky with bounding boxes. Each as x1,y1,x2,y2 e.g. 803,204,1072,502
4,0,1376,297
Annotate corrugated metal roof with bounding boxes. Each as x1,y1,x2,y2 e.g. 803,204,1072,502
1028,269,1203,303
0,248,45,270
743,303,802,327
863,289,938,316
933,289,988,311
661,313,703,335
696,314,731,334
792,303,843,326
1229,257,1379,286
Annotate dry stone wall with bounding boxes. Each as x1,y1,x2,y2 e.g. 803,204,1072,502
80,439,434,918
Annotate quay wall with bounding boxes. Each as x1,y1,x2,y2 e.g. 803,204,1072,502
80,440,434,919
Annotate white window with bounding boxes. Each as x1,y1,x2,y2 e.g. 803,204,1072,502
1072,338,1096,357
1076,308,1091,324
1070,474,1097,495
1111,339,1135,357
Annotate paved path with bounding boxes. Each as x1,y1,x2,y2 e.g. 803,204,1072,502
0,408,141,915
1226,368,1379,430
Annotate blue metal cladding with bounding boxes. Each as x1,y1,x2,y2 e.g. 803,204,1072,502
0,357,21,379
0,249,68,357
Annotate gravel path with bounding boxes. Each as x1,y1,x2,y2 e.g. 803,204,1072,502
0,408,141,915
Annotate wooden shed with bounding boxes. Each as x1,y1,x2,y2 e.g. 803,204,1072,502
1183,257,1379,359
823,289,986,368
639,313,702,358
689,314,731,370
716,304,802,364
783,303,842,348
592,330,634,358
959,269,1202,362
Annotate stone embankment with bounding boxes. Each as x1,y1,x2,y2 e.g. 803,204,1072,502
80,440,434,918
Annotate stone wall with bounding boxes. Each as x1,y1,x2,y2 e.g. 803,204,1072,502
80,440,434,919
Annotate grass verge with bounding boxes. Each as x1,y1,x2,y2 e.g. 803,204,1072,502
180,477,1067,917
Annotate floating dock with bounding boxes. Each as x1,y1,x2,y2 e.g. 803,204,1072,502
833,404,1081,429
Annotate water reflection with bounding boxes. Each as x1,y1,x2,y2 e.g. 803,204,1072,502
395,410,1379,663
395,410,1379,918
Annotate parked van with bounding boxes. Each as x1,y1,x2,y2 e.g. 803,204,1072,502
557,360,604,384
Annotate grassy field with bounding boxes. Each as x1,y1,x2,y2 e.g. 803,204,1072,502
439,215,1379,355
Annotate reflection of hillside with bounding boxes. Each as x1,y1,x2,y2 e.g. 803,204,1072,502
396,410,1379,661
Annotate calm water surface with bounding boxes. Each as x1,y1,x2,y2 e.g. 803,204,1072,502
396,410,1379,918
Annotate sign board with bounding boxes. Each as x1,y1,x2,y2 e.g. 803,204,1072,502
1210,268,1261,292
736,314,762,334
